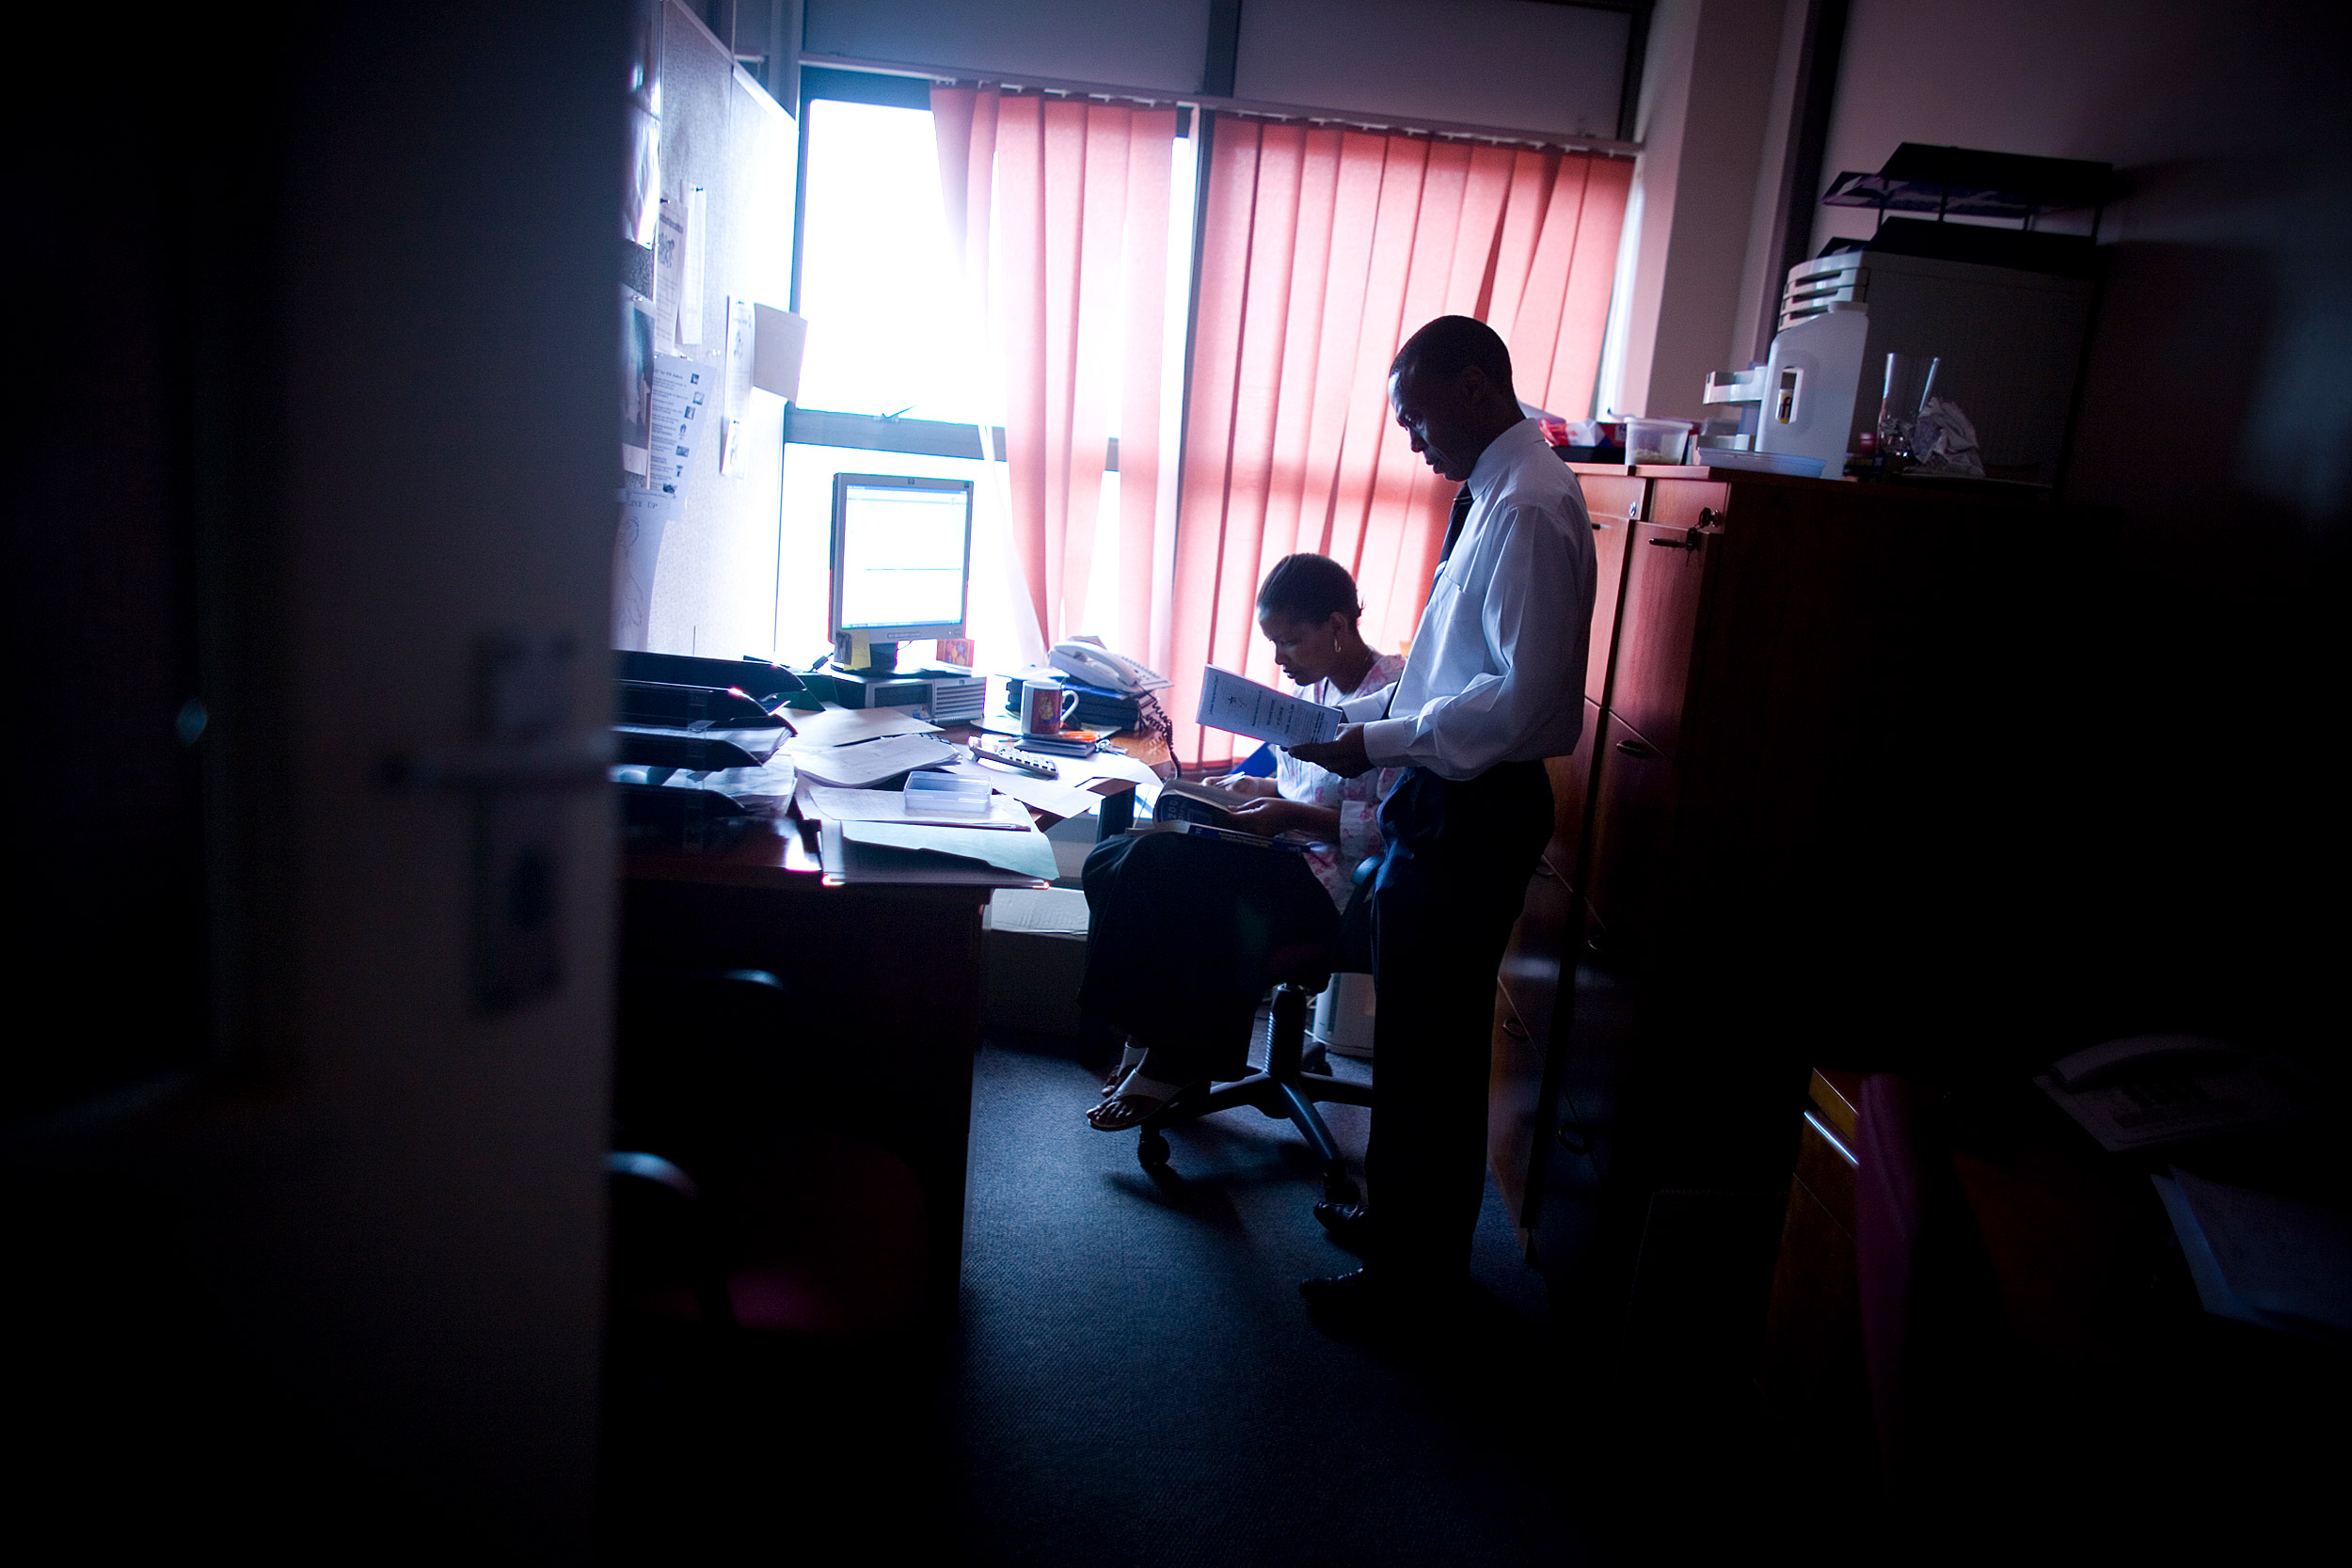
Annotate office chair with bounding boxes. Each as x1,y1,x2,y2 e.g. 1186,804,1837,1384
1132,858,1377,1204
602,969,935,1552
606,968,929,1343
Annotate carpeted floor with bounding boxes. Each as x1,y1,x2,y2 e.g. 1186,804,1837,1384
938,1032,1620,1568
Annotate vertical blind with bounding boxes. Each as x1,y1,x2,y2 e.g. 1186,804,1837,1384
1168,119,1630,764
933,87,1178,654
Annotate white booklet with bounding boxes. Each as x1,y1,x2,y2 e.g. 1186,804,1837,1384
1197,664,1343,747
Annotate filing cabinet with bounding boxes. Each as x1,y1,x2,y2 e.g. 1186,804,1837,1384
1486,464,2056,1296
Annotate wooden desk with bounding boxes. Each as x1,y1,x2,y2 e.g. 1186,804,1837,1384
622,817,993,1331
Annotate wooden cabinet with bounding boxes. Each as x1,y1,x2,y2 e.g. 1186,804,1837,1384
1610,508,1717,762
1484,463,2060,1300
1579,474,1644,705
1758,1070,1870,1470
1583,712,1679,953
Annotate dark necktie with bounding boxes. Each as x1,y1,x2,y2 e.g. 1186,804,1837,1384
1391,484,1478,721
1438,483,1474,568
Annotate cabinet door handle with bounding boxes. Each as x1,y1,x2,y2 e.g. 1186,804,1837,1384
1648,531,1703,551
1531,860,1559,880
1502,1016,1531,1041
1614,736,1658,759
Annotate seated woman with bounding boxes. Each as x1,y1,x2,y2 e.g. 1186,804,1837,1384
1079,553,1405,1132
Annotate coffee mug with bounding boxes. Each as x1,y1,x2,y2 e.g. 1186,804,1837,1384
1021,678,1082,736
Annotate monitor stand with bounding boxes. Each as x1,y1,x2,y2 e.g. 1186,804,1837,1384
831,633,901,673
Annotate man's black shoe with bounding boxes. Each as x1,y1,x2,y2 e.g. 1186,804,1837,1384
1298,1267,1382,1317
1312,1200,1374,1254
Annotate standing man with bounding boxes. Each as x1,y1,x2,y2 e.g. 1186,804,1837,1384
1288,315,1595,1320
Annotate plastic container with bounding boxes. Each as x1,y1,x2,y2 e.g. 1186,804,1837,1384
1625,418,1693,466
903,770,992,816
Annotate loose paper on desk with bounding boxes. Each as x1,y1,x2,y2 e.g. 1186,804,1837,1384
820,820,1052,886
1197,665,1343,747
943,760,1097,818
788,733,960,788
692,754,798,816
783,704,941,751
844,820,1057,881
799,783,1030,831
647,354,712,497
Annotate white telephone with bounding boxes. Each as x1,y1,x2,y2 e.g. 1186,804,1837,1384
2047,1035,2242,1091
1049,639,1170,694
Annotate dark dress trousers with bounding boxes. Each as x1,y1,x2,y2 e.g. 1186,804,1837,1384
1367,760,1552,1281
1078,830,1340,1083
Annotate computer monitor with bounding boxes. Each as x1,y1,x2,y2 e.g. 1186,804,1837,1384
828,472,974,673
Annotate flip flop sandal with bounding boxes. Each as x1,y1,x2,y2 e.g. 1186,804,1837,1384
1087,1069,1187,1132
1100,1042,1148,1099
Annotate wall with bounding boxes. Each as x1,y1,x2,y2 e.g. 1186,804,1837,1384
1803,0,2352,1050
1812,0,2352,536
1606,0,1800,420
804,0,1213,89
1233,0,1627,137
803,0,1630,138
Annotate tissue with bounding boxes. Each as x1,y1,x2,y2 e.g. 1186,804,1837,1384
1913,397,1984,477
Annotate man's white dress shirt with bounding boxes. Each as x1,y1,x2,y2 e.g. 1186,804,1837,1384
1339,418,1596,780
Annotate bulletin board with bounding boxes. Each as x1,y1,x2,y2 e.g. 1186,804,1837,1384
636,0,798,659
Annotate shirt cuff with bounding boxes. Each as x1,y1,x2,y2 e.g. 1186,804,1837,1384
1339,689,1392,723
1359,716,1415,767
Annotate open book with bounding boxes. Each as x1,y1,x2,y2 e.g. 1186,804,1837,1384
1152,778,1245,828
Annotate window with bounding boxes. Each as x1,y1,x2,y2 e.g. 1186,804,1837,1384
780,73,1195,668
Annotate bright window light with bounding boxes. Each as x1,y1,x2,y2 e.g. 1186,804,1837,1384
794,98,980,423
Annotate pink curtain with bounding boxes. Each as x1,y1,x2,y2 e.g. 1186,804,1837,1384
933,87,1175,654
1168,119,1630,766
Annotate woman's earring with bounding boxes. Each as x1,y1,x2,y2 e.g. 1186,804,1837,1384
1332,637,1342,654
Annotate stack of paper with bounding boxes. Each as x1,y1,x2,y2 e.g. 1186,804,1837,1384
780,705,957,787
986,886,1090,935
2153,1169,2352,1345
797,782,1033,831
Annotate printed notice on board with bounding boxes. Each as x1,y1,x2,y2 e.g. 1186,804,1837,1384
653,200,687,348
647,354,711,496
719,295,755,476
1196,665,1343,747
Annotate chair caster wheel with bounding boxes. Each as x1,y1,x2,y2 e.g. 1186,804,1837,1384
1137,1130,1170,1170
1324,1173,1360,1205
